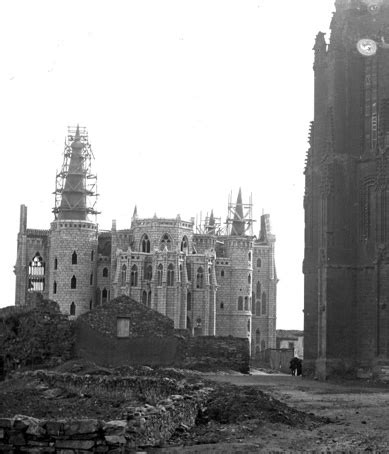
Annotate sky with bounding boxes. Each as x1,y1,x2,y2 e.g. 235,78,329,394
0,0,335,329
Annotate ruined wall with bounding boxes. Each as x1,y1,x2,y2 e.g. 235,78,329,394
0,371,211,452
0,300,74,374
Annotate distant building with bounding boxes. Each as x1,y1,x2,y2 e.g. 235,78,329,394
304,0,389,377
14,126,278,355
276,330,304,358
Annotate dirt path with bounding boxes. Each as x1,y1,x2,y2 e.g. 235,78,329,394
156,371,389,453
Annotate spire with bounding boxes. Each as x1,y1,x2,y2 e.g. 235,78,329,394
206,209,216,234
133,205,138,219
75,124,80,141
54,126,98,221
209,210,215,226
231,188,245,236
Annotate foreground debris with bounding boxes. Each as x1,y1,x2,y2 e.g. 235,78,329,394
0,362,329,452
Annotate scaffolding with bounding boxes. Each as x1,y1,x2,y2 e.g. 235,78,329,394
53,126,99,221
195,212,224,235
226,191,255,236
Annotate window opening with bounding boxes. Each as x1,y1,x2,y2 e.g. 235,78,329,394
72,251,77,265
141,234,151,253
131,265,138,287
196,267,204,289
167,264,174,286
157,264,163,286
121,264,127,287
71,275,77,289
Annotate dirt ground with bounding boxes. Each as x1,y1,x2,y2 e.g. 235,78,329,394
156,370,389,453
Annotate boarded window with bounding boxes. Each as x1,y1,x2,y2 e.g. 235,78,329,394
117,317,130,337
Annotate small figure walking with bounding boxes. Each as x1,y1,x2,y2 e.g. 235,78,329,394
289,357,302,376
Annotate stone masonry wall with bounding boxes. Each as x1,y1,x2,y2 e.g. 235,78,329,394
175,336,250,373
0,371,212,452
49,220,98,317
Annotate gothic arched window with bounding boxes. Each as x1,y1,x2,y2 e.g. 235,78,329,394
131,265,138,287
103,267,108,277
196,267,204,289
147,291,152,307
102,287,108,303
72,251,77,265
262,291,267,315
142,290,147,305
146,264,153,280
53,281,57,294
71,275,77,289
160,233,172,251
187,292,192,311
256,328,260,345
238,296,243,311
257,258,261,268
70,302,76,316
54,257,58,270
90,273,93,285
248,274,251,285
121,264,127,287
186,262,191,281
157,264,163,286
91,250,94,261
29,252,44,276
244,296,249,310
141,234,151,253
167,264,174,286
181,236,189,253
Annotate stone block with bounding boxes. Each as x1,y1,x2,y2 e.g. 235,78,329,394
8,430,26,445
45,420,64,436
103,420,127,435
55,439,95,450
104,435,126,445
64,419,100,435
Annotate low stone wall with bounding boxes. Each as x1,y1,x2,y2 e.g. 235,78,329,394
0,371,212,452
31,370,182,401
75,320,179,367
176,336,250,374
76,322,250,373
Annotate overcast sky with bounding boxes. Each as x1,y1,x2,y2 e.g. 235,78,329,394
0,0,335,329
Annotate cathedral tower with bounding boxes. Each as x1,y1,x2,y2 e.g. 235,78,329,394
304,0,389,377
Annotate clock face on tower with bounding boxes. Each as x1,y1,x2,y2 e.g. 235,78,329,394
357,39,377,56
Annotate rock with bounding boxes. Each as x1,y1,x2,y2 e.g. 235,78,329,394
8,430,26,446
55,439,95,450
64,419,100,435
104,435,127,445
103,420,127,435
45,420,65,436
42,388,64,399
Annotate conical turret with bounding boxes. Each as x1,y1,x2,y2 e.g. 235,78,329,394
53,126,98,221
231,188,245,236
